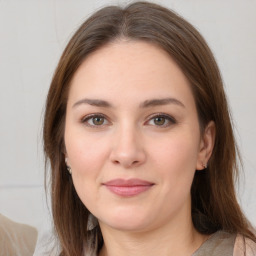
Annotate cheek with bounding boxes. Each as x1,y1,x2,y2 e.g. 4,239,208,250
65,129,110,189
151,131,200,191
65,133,110,212
146,135,199,218
65,128,110,173
152,131,199,169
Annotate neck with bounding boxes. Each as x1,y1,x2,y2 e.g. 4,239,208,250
98,213,208,256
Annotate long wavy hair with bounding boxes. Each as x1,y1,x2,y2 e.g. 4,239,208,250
43,1,256,255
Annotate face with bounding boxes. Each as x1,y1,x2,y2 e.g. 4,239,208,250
64,41,211,232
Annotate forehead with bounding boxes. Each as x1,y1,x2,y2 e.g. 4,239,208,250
68,40,194,107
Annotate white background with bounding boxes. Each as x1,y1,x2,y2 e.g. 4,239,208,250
0,0,255,234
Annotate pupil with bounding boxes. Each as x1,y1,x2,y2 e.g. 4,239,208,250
154,117,165,125
93,117,104,125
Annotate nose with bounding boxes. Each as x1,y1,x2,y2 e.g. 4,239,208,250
109,125,146,168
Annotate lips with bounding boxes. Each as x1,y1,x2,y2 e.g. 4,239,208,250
103,179,154,197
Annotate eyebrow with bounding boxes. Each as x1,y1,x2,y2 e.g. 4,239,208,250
73,99,112,108
139,98,185,108
72,97,185,109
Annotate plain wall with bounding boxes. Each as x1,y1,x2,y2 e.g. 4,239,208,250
0,0,255,234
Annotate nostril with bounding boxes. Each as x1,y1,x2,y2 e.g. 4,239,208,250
112,159,140,168
109,145,146,168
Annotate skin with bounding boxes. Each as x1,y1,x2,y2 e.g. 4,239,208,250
64,40,215,256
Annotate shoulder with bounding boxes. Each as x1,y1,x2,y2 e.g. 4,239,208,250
0,214,38,255
193,231,236,256
234,233,256,256
193,230,256,256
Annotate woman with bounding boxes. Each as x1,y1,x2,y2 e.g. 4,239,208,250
43,1,256,255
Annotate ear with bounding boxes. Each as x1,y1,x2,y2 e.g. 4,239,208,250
64,155,70,166
64,154,72,175
196,121,216,170
63,150,69,166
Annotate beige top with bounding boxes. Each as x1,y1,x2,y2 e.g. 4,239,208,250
0,214,38,256
234,233,256,256
193,231,256,256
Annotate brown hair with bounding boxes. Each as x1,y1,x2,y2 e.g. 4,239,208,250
43,1,255,255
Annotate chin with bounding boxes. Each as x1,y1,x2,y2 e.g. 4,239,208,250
98,209,152,232
102,219,150,232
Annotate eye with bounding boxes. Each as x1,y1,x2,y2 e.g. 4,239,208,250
81,114,109,127
146,114,176,127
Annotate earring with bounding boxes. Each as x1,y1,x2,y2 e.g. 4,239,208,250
202,163,208,169
67,166,72,175
65,158,72,175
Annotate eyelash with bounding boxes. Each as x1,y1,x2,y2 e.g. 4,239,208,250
81,113,109,128
81,113,176,128
146,113,176,127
